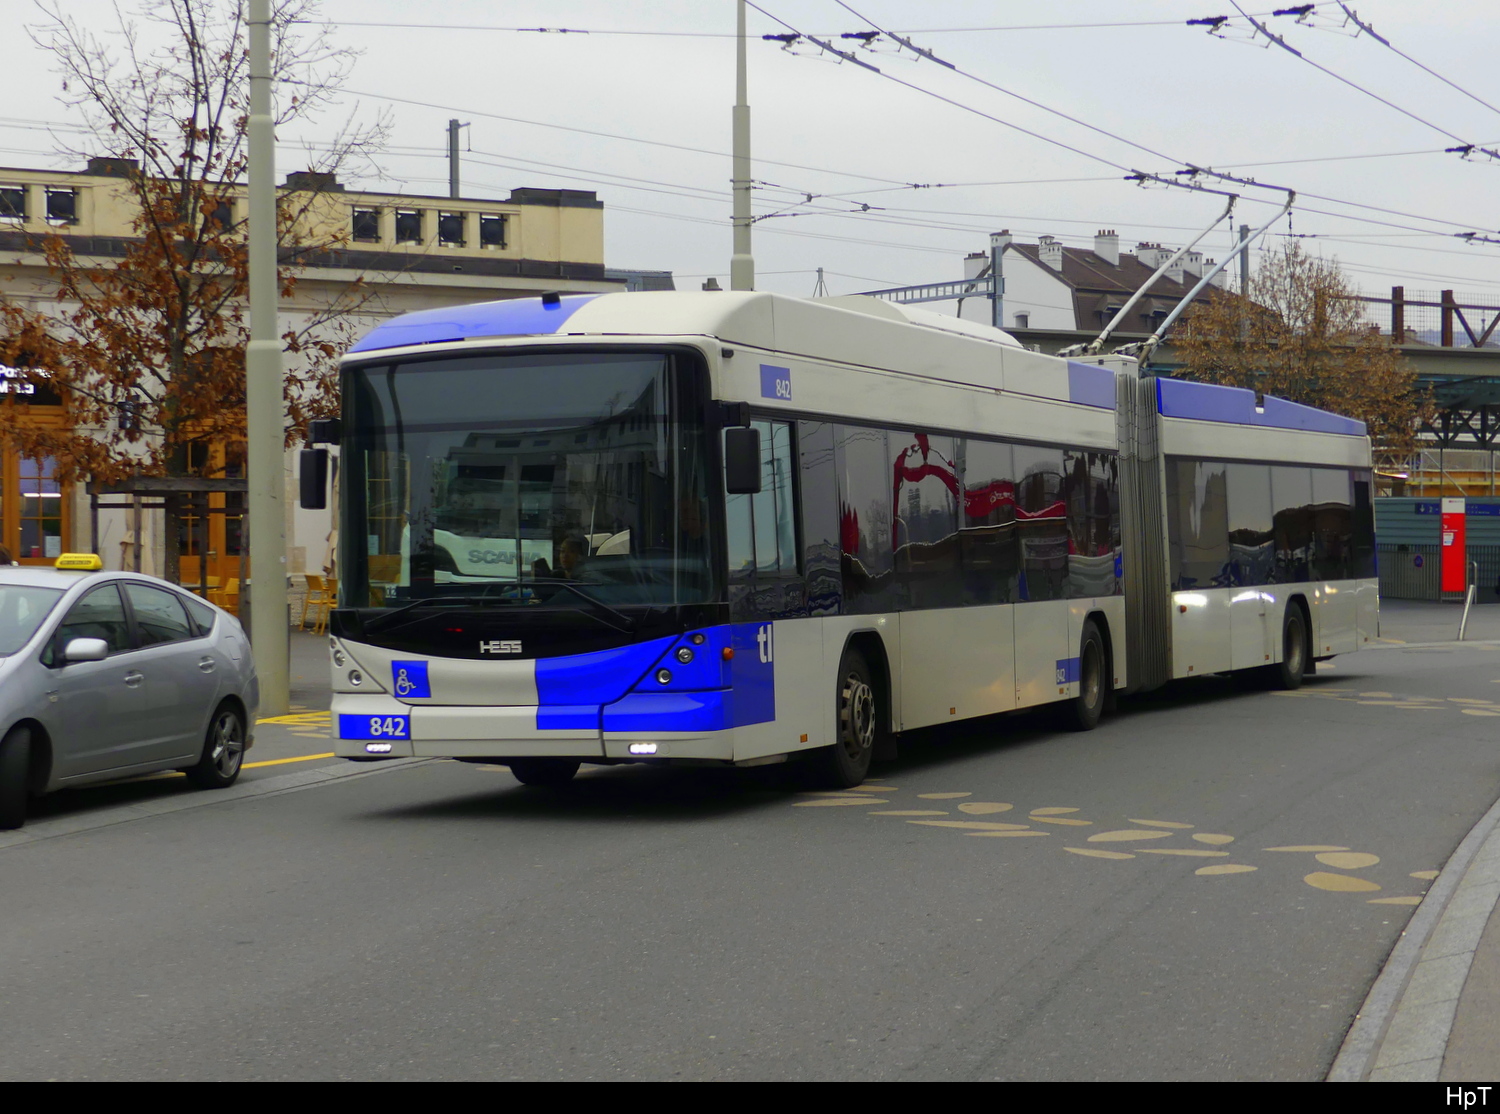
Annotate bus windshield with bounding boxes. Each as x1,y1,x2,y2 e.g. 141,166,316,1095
341,349,716,610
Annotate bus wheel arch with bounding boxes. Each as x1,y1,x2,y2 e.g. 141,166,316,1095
1269,596,1313,689
1060,619,1108,732
1086,610,1118,714
812,633,893,785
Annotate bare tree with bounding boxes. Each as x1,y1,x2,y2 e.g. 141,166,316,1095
0,0,385,579
1173,242,1432,457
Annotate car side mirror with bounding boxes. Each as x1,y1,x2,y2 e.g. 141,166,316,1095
724,427,762,494
62,637,109,663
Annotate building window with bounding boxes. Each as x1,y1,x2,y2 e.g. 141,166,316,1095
1013,312,1030,328
394,209,422,244
45,189,77,225
479,213,506,248
18,457,63,560
437,212,465,246
351,206,379,242
0,186,23,221
209,200,233,231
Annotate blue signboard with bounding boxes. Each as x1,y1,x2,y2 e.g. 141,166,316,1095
1415,502,1500,516
759,364,792,401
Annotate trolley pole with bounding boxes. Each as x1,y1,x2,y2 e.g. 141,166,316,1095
730,0,755,291
247,0,289,715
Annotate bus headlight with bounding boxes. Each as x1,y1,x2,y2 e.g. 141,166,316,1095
349,670,363,686
675,647,694,663
656,669,672,684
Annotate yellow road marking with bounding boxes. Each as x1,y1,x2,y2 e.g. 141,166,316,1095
793,797,889,807
244,752,336,769
1088,828,1173,842
905,819,1029,831
257,712,332,726
1065,847,1134,860
1197,864,1257,876
1129,819,1194,829
1305,871,1381,893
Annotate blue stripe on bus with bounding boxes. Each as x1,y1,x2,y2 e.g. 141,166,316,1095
1066,362,1118,410
348,295,600,353
1155,377,1366,436
1055,657,1081,685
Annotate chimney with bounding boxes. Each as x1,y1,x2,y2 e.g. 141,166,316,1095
701,277,722,291
964,251,988,280
86,156,139,178
1205,260,1226,289
1038,234,1063,271
1093,229,1119,267
1182,250,1203,278
283,170,343,193
992,229,1012,251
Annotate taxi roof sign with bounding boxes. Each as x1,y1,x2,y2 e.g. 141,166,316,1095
54,553,103,571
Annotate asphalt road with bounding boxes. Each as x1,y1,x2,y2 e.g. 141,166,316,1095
2,641,1499,1080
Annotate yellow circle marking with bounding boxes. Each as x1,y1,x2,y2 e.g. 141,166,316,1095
957,802,1014,815
852,786,900,792
1087,829,1174,843
1411,870,1440,880
1462,709,1500,717
908,820,1030,831
793,797,890,807
1196,864,1258,876
1316,851,1380,869
1129,819,1194,829
1449,698,1497,705
1359,692,1394,698
1192,833,1235,845
868,810,949,816
1028,816,1093,826
969,831,1051,838
918,792,972,800
1271,691,1309,697
1065,847,1135,860
1030,807,1081,815
1369,896,1423,906
1304,871,1382,893
1265,845,1350,853
1139,849,1230,857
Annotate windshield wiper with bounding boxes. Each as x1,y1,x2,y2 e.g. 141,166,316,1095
360,593,526,635
524,578,637,633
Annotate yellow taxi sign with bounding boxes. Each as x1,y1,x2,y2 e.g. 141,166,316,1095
54,553,103,571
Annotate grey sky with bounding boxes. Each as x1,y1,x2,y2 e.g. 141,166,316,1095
5,0,1499,305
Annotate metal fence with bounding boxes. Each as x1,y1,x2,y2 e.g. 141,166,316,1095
1378,543,1500,602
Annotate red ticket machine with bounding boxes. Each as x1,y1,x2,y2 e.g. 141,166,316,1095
1441,496,1467,593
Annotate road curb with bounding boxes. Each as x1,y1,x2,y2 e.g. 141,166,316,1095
1328,784,1500,1081
0,757,429,851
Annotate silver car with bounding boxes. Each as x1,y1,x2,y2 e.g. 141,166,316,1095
0,563,259,829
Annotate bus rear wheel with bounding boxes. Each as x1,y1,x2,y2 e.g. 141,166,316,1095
1059,621,1107,732
812,647,881,788
1264,607,1308,690
507,758,580,786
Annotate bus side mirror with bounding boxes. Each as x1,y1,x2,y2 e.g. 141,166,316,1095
300,448,329,510
724,427,762,494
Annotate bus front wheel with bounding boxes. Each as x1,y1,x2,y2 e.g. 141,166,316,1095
1059,621,1107,732
1264,607,1308,690
813,647,881,788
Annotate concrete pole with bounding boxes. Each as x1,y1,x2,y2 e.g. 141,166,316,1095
247,0,289,715
448,119,461,199
989,232,1005,328
730,0,755,291
1238,223,1250,296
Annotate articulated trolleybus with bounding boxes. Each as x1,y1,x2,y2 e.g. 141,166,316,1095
309,290,1377,787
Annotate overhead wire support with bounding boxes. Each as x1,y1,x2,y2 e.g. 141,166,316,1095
1338,3,1500,120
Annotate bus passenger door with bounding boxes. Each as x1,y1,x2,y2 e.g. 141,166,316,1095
1229,589,1272,671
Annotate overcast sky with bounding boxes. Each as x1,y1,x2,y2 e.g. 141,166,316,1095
5,0,1500,312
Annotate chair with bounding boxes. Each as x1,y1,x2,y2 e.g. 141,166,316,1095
209,578,240,617
300,574,326,630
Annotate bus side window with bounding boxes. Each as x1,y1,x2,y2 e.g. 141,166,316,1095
724,420,797,579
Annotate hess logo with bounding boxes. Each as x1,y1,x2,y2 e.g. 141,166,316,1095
480,640,522,654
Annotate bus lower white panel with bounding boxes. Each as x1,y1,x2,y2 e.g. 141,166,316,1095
899,606,1016,731
411,704,602,750
340,641,539,706
1068,596,1129,690
1356,580,1379,646
1013,600,1074,710
603,734,734,761
730,618,826,762
1313,581,1358,656
1172,589,1231,678
1229,590,1274,671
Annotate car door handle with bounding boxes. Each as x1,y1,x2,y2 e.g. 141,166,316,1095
198,657,217,674
123,671,144,688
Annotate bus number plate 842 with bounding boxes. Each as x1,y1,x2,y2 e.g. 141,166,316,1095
339,714,410,740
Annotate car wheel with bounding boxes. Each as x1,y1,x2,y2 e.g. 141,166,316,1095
507,758,580,786
811,646,881,788
185,703,246,789
1059,621,1107,732
0,725,30,830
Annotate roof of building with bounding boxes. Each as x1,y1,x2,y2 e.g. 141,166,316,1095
1008,241,1225,330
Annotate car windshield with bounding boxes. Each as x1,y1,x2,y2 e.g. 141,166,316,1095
341,349,716,610
0,584,64,654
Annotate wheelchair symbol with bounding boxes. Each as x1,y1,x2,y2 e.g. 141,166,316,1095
394,667,415,696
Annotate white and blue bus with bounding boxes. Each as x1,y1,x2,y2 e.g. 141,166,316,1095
312,291,1377,787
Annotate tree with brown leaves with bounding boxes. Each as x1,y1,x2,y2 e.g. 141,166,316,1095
0,0,383,580
1172,242,1431,457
